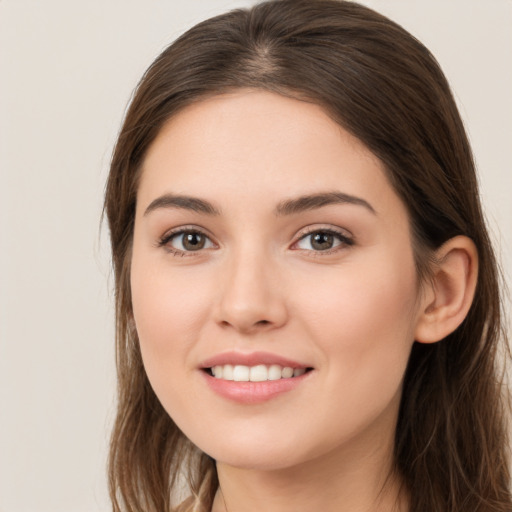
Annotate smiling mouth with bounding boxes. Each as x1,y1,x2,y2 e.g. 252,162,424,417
204,364,314,382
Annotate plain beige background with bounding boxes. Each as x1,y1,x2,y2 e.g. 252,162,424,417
1,1,510,511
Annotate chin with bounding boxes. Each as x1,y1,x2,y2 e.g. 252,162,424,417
189,426,329,472
211,446,303,471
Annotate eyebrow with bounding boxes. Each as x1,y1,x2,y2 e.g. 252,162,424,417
274,191,376,216
144,194,221,216
143,191,376,217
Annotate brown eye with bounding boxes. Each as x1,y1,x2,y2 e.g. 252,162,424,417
182,232,206,251
311,232,334,250
165,230,214,252
295,230,353,252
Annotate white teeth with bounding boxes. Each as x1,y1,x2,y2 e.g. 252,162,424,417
249,365,268,382
222,364,234,381
210,364,308,381
233,365,250,382
281,366,294,378
268,364,282,381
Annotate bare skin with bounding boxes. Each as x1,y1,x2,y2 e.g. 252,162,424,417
131,90,477,512
211,401,408,512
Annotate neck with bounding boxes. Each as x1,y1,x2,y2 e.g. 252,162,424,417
212,424,407,512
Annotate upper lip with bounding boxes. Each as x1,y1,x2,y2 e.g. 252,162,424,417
199,351,311,369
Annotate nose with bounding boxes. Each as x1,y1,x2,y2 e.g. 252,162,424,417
214,248,288,334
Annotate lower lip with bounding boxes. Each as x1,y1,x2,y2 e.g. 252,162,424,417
201,370,312,404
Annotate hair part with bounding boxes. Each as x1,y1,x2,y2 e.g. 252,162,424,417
104,1,511,510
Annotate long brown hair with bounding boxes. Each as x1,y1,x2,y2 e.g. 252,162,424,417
104,1,511,510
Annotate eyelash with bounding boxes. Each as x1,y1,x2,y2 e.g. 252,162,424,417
158,226,214,257
293,227,354,255
158,226,354,257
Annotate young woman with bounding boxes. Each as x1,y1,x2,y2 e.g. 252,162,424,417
104,1,511,511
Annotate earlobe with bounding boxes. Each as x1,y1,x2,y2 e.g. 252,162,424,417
415,236,478,344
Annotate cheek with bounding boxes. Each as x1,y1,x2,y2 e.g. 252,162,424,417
299,256,417,335
130,258,214,387
294,252,419,397
130,260,223,434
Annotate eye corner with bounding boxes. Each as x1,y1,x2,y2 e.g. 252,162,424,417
157,226,217,256
291,226,355,254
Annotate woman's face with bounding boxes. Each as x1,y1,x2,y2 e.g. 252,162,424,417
131,90,425,471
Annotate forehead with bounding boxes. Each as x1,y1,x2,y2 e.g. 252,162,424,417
137,90,404,221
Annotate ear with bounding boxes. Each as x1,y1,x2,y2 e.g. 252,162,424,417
415,235,478,344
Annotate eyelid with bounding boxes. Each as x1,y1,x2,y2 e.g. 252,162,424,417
158,225,217,255
291,225,355,253
296,224,353,238
156,224,354,256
